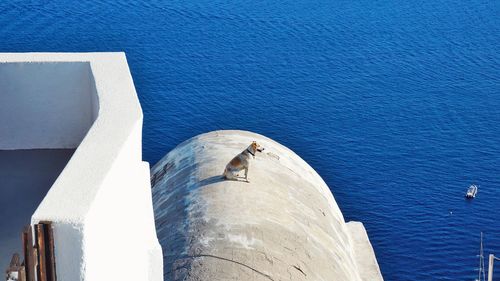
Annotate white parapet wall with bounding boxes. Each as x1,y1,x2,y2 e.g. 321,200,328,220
0,53,163,281
151,130,383,281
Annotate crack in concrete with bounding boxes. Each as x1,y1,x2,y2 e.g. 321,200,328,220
292,265,306,277
188,254,275,281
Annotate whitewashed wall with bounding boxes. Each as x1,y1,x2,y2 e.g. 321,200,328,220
0,53,163,281
0,62,98,149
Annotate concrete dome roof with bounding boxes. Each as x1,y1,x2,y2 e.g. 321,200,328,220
152,130,382,281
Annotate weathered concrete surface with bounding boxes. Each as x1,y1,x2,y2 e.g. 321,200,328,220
152,130,383,281
347,222,384,281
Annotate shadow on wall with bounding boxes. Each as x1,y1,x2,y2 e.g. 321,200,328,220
0,149,75,271
0,62,99,149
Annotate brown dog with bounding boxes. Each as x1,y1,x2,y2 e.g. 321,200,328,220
223,141,264,182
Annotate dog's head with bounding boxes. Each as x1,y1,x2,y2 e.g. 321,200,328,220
250,141,265,153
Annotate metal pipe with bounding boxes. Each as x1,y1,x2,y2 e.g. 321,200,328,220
488,254,494,281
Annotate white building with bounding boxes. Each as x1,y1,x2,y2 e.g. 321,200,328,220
0,53,162,281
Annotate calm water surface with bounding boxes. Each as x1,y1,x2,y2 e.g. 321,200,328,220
1,1,499,280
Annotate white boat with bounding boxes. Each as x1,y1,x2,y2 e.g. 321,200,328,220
466,184,478,198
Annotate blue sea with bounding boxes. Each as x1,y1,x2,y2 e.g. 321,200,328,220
1,1,499,280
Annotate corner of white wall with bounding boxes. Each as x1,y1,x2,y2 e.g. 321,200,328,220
1,53,164,281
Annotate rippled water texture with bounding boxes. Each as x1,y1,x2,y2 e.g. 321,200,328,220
1,1,499,280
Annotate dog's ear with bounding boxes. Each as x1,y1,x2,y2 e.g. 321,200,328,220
252,141,257,148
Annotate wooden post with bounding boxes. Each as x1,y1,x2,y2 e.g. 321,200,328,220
44,222,57,281
9,223,56,281
35,224,48,281
22,225,35,281
34,222,57,281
